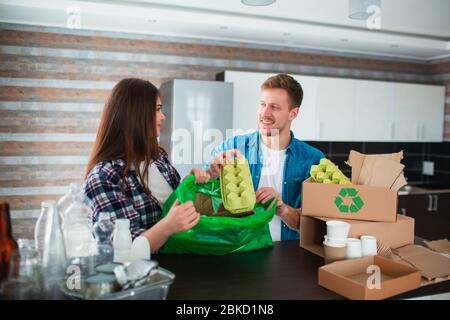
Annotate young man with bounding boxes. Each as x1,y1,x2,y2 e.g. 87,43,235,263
205,74,324,241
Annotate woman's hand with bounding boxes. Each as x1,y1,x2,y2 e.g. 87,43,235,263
162,199,200,235
190,168,211,184
207,149,242,178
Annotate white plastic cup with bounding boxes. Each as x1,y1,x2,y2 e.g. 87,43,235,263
346,238,362,259
130,236,151,261
326,220,350,240
361,235,377,257
323,235,347,247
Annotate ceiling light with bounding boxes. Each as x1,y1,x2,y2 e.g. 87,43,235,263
241,0,276,6
348,0,381,20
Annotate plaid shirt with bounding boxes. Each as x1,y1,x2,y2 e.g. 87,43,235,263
84,148,181,239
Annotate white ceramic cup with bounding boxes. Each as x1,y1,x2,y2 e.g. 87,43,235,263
346,238,362,259
323,235,347,247
361,235,377,257
326,220,350,240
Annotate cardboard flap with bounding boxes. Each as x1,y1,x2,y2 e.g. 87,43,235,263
390,173,408,192
424,239,450,255
394,244,450,280
346,150,404,185
368,159,405,188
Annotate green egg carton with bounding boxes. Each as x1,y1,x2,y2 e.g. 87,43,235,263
220,157,256,214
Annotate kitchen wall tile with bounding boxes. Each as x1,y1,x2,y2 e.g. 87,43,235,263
430,155,450,172
364,142,396,154
330,142,364,155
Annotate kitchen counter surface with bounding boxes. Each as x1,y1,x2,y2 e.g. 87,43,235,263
155,240,450,300
398,185,450,195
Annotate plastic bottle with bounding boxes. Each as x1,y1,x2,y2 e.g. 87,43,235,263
62,193,96,259
93,212,114,266
113,219,132,263
57,182,81,223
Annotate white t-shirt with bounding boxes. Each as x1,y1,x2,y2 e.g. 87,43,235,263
258,141,287,242
147,162,174,207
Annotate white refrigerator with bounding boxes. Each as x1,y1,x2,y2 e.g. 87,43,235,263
159,79,233,178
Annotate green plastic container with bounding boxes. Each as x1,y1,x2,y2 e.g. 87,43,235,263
220,157,256,214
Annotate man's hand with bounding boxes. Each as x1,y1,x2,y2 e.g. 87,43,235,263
206,149,242,178
255,187,287,216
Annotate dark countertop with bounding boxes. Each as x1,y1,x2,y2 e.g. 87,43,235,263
155,240,450,300
399,185,450,195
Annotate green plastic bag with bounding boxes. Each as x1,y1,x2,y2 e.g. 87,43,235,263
159,175,277,255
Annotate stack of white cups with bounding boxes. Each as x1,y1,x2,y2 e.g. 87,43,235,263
346,235,377,259
323,221,350,264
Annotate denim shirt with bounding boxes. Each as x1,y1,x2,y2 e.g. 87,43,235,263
204,131,324,241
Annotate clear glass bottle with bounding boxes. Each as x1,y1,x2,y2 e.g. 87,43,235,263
34,201,51,260
41,200,66,269
0,239,42,299
41,200,67,299
93,212,114,266
113,219,132,263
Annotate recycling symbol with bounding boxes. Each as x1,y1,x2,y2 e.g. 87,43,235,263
334,188,364,214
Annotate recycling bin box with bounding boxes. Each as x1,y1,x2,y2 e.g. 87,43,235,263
301,178,397,222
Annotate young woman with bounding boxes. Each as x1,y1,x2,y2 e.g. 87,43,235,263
84,78,210,253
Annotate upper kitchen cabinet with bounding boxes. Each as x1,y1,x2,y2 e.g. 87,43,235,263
353,80,395,142
290,75,318,141
315,77,354,141
220,70,446,142
222,71,317,140
222,71,275,133
394,83,445,142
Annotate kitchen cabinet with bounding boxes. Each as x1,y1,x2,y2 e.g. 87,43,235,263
315,77,354,141
221,70,445,142
223,70,272,133
353,80,395,142
290,75,318,141
398,192,450,240
394,83,445,142
222,70,318,140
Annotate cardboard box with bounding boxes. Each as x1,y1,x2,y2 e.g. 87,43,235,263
318,256,422,300
302,178,398,222
394,244,450,281
299,214,415,257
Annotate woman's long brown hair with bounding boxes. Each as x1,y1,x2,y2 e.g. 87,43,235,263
85,78,160,195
